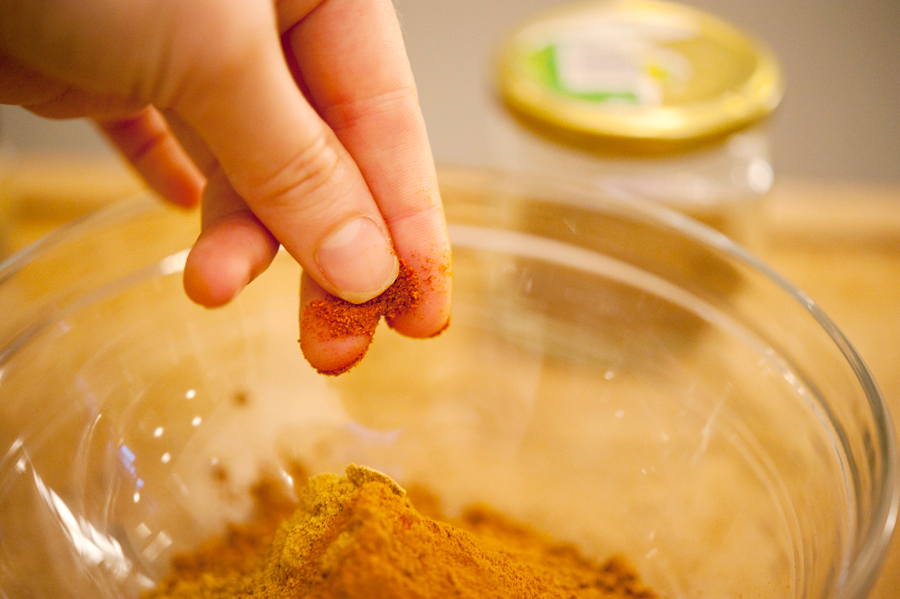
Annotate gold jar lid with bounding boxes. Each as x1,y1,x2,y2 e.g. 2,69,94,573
495,0,784,154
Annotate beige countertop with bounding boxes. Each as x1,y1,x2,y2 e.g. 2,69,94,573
2,160,900,598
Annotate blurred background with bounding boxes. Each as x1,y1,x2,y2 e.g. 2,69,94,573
0,0,898,184
399,0,900,184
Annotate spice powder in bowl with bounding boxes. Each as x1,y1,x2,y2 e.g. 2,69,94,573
145,464,658,598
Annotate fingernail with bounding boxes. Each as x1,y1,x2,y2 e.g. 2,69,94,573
316,217,399,303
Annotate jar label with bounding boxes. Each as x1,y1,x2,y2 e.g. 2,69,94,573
527,11,697,106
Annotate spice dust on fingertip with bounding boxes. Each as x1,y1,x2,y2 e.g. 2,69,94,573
300,261,422,376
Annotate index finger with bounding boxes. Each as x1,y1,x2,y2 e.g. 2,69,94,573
284,0,451,339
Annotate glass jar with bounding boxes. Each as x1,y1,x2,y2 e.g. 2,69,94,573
488,0,784,245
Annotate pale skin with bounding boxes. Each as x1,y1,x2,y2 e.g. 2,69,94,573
0,0,452,374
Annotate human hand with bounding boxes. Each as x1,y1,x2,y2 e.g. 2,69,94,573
0,0,451,374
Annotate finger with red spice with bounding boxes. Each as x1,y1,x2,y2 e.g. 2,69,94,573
285,0,453,341
299,273,376,376
299,260,431,375
385,242,452,338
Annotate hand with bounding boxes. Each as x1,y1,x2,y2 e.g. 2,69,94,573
0,0,452,374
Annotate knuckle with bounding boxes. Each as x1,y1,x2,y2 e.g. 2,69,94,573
324,86,416,134
249,127,342,208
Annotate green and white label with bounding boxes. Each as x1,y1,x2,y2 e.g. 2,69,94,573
526,12,696,106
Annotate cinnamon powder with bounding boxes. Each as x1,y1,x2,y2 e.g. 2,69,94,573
143,465,659,599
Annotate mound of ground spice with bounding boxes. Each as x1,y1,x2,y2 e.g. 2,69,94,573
143,465,658,599
301,262,420,376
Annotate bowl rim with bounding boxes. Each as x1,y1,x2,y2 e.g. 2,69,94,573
2,168,898,598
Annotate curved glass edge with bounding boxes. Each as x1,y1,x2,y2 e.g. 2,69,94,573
440,166,900,598
661,199,899,599
0,191,163,283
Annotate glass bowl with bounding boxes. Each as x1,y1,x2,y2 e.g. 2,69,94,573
0,168,896,599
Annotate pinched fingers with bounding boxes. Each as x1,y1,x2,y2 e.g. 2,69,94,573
284,0,451,341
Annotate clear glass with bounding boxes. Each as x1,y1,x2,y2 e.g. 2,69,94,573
487,106,774,247
0,168,896,599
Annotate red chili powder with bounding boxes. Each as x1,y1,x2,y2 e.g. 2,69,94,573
302,262,421,376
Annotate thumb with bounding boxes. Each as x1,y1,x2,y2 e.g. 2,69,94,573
172,10,399,305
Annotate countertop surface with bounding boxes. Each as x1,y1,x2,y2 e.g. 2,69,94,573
2,160,900,598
